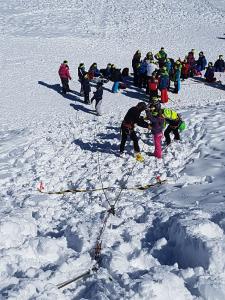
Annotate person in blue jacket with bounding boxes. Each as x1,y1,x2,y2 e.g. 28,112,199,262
195,51,207,73
139,60,148,88
204,62,216,82
214,55,225,72
158,67,169,91
89,63,101,78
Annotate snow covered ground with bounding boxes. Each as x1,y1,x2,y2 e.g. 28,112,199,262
1,0,225,299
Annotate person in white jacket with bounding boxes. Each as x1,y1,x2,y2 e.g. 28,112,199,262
146,61,157,94
147,60,157,77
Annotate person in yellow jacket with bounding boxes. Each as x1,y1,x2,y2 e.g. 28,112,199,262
162,108,185,145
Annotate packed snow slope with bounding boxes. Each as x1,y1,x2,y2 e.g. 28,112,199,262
1,0,225,299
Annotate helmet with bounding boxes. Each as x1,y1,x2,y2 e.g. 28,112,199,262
63,60,68,64
137,102,147,111
179,121,186,131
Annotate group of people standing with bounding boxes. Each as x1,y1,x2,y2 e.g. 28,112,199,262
57,48,223,161
119,101,185,162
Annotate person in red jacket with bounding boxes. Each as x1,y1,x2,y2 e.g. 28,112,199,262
147,73,159,101
181,59,190,80
58,60,72,94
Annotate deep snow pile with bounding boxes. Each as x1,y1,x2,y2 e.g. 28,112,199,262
1,0,225,299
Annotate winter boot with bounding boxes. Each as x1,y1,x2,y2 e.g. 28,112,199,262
135,152,144,162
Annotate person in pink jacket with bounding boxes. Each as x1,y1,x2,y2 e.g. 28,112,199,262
58,60,72,94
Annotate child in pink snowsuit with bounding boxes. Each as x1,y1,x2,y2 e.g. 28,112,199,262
147,108,164,158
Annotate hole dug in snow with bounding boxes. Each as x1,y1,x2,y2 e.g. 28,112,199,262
149,212,225,273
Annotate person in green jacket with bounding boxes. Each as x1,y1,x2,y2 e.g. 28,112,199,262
162,108,185,145
154,47,167,68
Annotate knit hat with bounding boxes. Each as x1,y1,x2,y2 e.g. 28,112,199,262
137,102,147,111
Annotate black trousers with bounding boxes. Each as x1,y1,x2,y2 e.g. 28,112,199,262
120,127,140,153
60,77,70,94
149,89,158,102
164,125,180,145
84,92,90,103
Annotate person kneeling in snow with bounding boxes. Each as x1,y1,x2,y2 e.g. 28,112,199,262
91,82,103,116
120,102,150,162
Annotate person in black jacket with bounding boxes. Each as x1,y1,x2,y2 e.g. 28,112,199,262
132,50,142,86
82,73,91,104
78,63,86,95
111,66,122,93
91,82,103,115
214,55,225,72
120,102,150,161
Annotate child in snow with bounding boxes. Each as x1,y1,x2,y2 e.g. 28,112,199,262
195,51,207,75
146,106,164,159
204,62,216,83
187,49,196,77
100,63,112,80
132,50,142,86
146,61,157,94
155,47,167,68
173,62,181,93
58,60,72,94
88,63,101,79
158,67,169,102
91,82,104,115
214,55,225,72
162,108,185,146
82,73,91,104
181,59,190,80
111,65,122,93
148,74,159,101
78,63,86,96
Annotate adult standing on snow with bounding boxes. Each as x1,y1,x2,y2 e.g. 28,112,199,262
120,102,150,161
91,82,103,115
58,60,72,94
